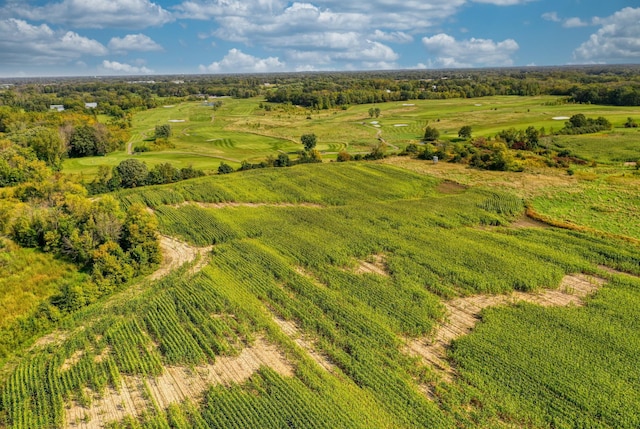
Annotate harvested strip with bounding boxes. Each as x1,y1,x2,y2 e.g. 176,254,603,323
149,235,213,281
406,274,606,384
273,316,336,373
65,338,293,429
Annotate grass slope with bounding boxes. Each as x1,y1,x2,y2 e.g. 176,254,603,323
2,163,639,428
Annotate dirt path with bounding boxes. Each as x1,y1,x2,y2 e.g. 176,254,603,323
375,129,399,151
149,235,213,281
406,274,606,384
66,338,293,429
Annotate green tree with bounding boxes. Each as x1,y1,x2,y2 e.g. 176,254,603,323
19,127,66,170
568,114,587,128
218,162,234,174
424,126,440,142
274,153,290,167
625,117,638,128
115,159,148,188
525,126,539,149
458,125,473,139
155,124,172,138
301,133,317,151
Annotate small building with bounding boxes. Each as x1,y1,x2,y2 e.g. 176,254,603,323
85,102,98,109
50,105,65,112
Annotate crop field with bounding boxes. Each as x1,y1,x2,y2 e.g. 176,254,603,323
62,95,640,178
1,163,639,428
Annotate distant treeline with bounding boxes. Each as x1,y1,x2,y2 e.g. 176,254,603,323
2,65,640,114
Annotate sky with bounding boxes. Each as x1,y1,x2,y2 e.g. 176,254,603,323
0,0,638,77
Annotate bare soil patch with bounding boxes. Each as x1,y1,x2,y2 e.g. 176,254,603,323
65,338,293,429
272,316,336,373
510,215,551,229
31,330,69,350
435,181,467,195
354,254,389,277
405,274,606,385
61,350,85,371
149,235,213,281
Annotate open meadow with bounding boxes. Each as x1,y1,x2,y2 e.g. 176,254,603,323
63,95,640,178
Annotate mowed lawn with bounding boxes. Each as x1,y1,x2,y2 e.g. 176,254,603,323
63,96,640,178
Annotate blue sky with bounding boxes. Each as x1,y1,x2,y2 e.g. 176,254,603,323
0,0,638,77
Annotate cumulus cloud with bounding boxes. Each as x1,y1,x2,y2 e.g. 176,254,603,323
563,17,588,28
0,18,106,66
176,0,466,32
573,7,640,62
108,34,163,52
199,48,285,73
101,60,153,74
422,33,519,68
10,0,173,29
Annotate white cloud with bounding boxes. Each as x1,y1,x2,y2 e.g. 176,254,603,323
542,12,560,22
108,34,163,52
422,33,519,68
199,48,285,73
101,60,153,74
0,18,107,66
371,30,413,44
10,0,173,29
563,17,588,28
574,7,640,62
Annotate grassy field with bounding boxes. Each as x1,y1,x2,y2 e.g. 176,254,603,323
1,163,639,428
62,96,640,179
0,238,84,330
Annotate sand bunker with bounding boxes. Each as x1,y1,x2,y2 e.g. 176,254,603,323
402,103,415,106
163,105,174,108
168,119,186,123
394,124,409,127
553,116,570,120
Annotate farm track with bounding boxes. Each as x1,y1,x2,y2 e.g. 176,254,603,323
65,338,293,429
406,274,606,385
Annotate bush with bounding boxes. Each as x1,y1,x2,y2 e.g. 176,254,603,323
218,162,234,174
